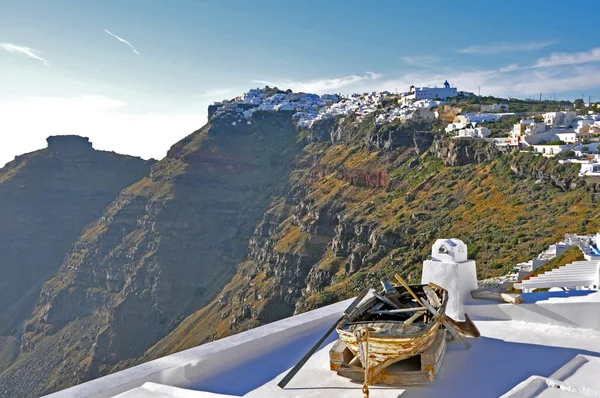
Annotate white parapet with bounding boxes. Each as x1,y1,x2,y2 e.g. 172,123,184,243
421,239,478,320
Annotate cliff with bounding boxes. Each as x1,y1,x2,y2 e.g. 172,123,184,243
0,113,303,397
137,116,600,366
430,135,498,166
0,136,152,335
3,108,600,397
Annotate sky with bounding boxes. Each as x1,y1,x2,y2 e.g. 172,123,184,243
2,0,600,166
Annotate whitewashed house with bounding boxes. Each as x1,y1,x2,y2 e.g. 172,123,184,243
457,127,491,138
445,122,467,133
580,161,600,176
511,120,546,138
544,111,577,128
573,142,600,156
532,143,573,157
556,130,593,144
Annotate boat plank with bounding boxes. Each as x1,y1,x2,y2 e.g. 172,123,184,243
423,286,441,307
421,330,446,369
337,363,433,386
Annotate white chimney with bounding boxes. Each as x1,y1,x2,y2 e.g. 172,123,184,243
421,239,478,320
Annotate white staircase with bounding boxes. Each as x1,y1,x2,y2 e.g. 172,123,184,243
514,260,600,293
502,354,600,397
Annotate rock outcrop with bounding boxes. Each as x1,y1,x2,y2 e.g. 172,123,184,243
0,136,152,339
0,113,303,397
508,153,584,191
431,135,498,166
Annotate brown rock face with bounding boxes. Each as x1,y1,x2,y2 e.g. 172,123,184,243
0,113,303,397
0,137,152,337
4,106,600,398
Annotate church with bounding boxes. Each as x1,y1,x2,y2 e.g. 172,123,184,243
403,80,459,102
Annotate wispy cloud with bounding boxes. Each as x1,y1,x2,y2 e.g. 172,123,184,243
401,55,439,67
0,43,49,66
103,29,140,56
498,63,520,72
253,71,382,94
459,41,554,54
534,47,600,68
198,88,233,98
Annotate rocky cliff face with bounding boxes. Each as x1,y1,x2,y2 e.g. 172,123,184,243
0,135,152,337
430,135,498,166
3,110,600,397
0,114,302,397
139,115,600,367
508,152,584,191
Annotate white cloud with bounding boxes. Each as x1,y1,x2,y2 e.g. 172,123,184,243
0,96,204,167
459,41,554,54
534,47,600,68
103,29,140,56
0,43,49,66
253,71,382,94
401,55,439,67
499,63,520,72
198,88,233,98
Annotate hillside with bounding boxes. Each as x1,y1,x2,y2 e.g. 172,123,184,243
139,115,600,363
0,136,152,374
0,113,303,397
2,98,600,397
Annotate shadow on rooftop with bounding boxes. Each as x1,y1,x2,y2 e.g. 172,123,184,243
522,290,595,304
395,336,600,398
186,328,600,398
188,323,340,396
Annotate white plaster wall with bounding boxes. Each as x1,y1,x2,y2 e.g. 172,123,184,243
420,239,478,320
466,292,600,330
43,299,353,398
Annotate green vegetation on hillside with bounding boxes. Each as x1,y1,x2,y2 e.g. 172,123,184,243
447,95,572,114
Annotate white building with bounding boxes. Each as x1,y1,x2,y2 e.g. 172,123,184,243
532,143,573,157
555,130,593,144
573,142,600,156
403,80,458,102
445,122,467,133
544,111,577,128
510,120,546,141
580,161,600,176
457,127,491,138
463,112,515,123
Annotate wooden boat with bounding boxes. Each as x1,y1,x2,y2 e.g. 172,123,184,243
336,283,448,386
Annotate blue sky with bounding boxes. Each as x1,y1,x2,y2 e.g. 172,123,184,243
2,0,600,165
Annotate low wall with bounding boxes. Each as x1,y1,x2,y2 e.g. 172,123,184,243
466,291,600,329
44,299,353,398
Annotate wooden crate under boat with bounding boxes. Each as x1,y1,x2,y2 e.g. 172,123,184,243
336,285,448,385
329,329,447,386
334,284,447,385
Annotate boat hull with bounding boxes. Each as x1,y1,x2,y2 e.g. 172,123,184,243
337,322,439,372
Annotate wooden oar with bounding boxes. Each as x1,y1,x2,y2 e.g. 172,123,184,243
381,280,407,308
372,291,401,309
394,274,471,350
277,288,371,389
427,283,480,338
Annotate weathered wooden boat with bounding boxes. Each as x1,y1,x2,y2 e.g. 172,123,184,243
336,283,447,387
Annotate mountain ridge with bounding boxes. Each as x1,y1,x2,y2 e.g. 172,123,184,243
1,91,600,397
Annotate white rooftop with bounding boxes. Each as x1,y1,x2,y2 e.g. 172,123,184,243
45,290,600,398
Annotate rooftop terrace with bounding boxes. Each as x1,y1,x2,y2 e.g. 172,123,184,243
44,290,600,398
